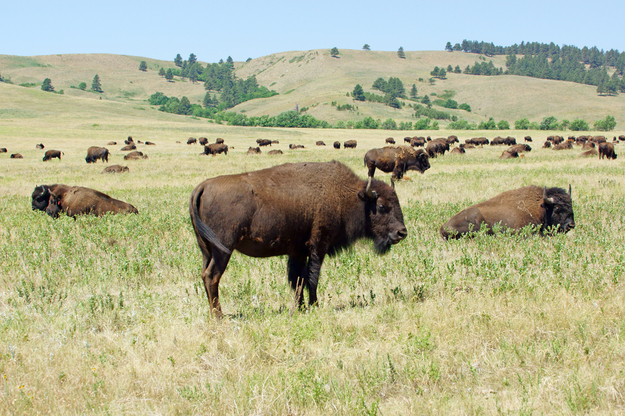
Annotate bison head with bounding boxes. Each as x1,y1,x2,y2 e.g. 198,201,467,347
359,178,407,253
32,185,52,211
45,194,63,218
542,185,575,234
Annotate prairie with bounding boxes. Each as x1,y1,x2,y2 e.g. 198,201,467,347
1,51,625,414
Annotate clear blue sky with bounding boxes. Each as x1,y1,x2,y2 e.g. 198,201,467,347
3,0,624,63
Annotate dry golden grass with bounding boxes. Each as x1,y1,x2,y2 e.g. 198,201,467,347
1,57,625,415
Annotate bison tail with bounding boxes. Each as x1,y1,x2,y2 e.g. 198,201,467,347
190,187,232,255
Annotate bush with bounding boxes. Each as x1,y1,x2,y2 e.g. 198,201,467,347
497,120,510,130
570,119,590,131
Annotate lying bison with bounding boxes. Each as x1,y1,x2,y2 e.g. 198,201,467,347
189,161,407,317
364,146,430,186
85,146,109,163
440,185,575,239
32,184,138,218
121,144,136,151
268,149,283,155
333,141,341,149
0,148,7,153
344,140,357,149
10,153,23,159
102,165,129,173
124,151,148,160
43,150,63,161
36,143,45,149
316,141,326,146
599,142,617,160
289,144,305,149
246,146,261,155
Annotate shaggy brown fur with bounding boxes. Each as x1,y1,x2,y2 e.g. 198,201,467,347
364,146,430,185
85,146,109,163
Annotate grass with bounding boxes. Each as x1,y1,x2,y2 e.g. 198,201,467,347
1,102,625,414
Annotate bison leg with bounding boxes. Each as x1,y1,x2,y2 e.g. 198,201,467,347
201,253,231,318
303,250,326,306
287,255,308,308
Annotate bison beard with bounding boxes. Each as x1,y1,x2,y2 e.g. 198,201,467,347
189,161,407,318
440,185,575,239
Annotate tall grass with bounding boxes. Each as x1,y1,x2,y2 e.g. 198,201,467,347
1,128,624,414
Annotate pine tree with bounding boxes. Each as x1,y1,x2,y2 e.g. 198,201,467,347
352,84,365,101
397,47,405,59
203,92,213,108
165,69,174,82
410,84,417,99
158,67,166,77
41,78,54,92
330,47,339,57
362,44,371,51
174,54,183,67
91,74,102,93
139,61,148,72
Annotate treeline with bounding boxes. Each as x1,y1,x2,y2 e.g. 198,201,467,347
445,40,625,93
447,115,616,132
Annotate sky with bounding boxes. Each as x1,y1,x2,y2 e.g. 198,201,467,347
3,0,624,63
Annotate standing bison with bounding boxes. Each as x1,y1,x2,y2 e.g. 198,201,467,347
598,142,617,159
203,143,228,156
364,146,430,186
189,161,407,317
85,146,109,163
32,184,138,218
333,141,341,149
440,185,575,239
343,140,357,149
43,150,63,161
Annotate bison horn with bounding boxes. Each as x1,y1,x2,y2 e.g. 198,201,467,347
366,177,377,199
568,184,572,196
543,187,554,205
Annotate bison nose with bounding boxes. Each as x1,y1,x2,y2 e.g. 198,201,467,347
391,227,408,244
566,221,575,232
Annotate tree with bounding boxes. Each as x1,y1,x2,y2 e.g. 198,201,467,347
497,120,510,130
165,68,174,82
363,44,371,51
594,115,616,131
397,47,405,59
421,95,431,107
203,92,215,108
515,118,530,130
188,53,197,65
158,67,166,77
174,54,183,67
570,119,589,131
410,84,417,99
139,61,148,72
445,42,453,52
91,74,102,93
330,47,339,57
540,116,559,130
41,78,54,92
352,84,365,101
178,96,192,115
78,82,87,90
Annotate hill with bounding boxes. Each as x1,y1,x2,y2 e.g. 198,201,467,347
1,50,624,127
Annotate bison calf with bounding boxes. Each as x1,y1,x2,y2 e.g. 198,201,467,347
43,150,63,161
440,185,575,239
189,161,407,318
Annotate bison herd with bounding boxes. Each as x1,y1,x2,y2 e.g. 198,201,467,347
18,131,623,317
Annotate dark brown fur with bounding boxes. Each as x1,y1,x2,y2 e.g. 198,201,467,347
364,146,430,184
598,142,617,159
187,137,197,145
440,185,575,239
343,140,357,149
10,153,23,158
32,184,137,218
102,165,129,173
246,146,261,154
124,151,148,160
189,161,407,317
204,143,228,156
43,150,63,161
85,146,109,163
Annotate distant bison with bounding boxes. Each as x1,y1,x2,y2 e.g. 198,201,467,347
107,141,117,146
189,161,407,317
316,141,326,146
124,151,148,160
386,137,396,145
333,141,341,149
0,148,7,153
145,141,156,146
121,144,136,151
580,149,598,157
247,146,261,155
426,138,449,157
450,144,466,154
343,140,357,149
466,137,489,146
410,137,426,147
43,150,63,161
364,146,430,185
524,136,532,142
598,142,617,160
198,137,208,145
216,138,225,144
289,144,305,149
203,143,228,156
542,141,552,148
102,165,129,173
256,139,272,147
440,185,575,239
32,184,138,218
125,136,134,145
85,146,109,163
10,153,23,159
36,143,45,149
500,148,519,159
268,149,283,155
553,141,573,150
509,144,532,153
187,137,197,145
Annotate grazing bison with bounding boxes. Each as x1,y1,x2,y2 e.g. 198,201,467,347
189,161,407,317
198,137,208,145
440,185,575,239
333,141,341,149
491,136,517,146
10,153,23,159
32,184,138,218
316,141,326,146
524,136,532,142
124,151,148,160
364,146,430,185
289,144,305,149
102,164,129,173
426,138,449,157
385,137,396,145
216,138,225,144
0,148,7,153
466,137,489,146
542,141,552,148
410,137,426,147
85,146,109,163
268,149,283,155
187,137,197,145
547,135,564,145
599,142,617,160
203,143,228,156
344,140,357,149
256,139,272,147
36,143,45,149
246,146,261,155
43,150,63,161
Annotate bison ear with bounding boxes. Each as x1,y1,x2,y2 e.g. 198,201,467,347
543,187,555,205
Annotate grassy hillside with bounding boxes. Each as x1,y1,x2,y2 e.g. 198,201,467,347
1,50,624,128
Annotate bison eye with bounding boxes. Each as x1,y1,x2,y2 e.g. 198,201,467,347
377,204,389,213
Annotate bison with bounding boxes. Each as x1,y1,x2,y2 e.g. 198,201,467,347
500,148,519,159
343,140,357,149
256,139,272,147
542,141,552,148
198,137,208,146
107,141,117,146
599,142,617,160
36,143,45,149
121,144,136,151
43,150,63,161
187,137,197,145
410,137,426,147
268,149,283,155
124,151,148,160
580,149,598,157
466,137,489,146
333,141,341,149
189,161,407,317
216,138,225,144
85,146,109,163
316,141,326,146
450,144,466,155
10,153,23,159
440,185,575,239
426,138,449,157
203,143,228,156
524,136,532,142
125,136,134,145
102,164,129,173
364,146,430,186
289,144,305,149
385,137,396,145
246,146,261,155
553,141,573,150
32,184,138,218
0,148,7,153
145,141,156,146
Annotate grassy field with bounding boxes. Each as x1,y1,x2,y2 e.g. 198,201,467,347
1,98,625,414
